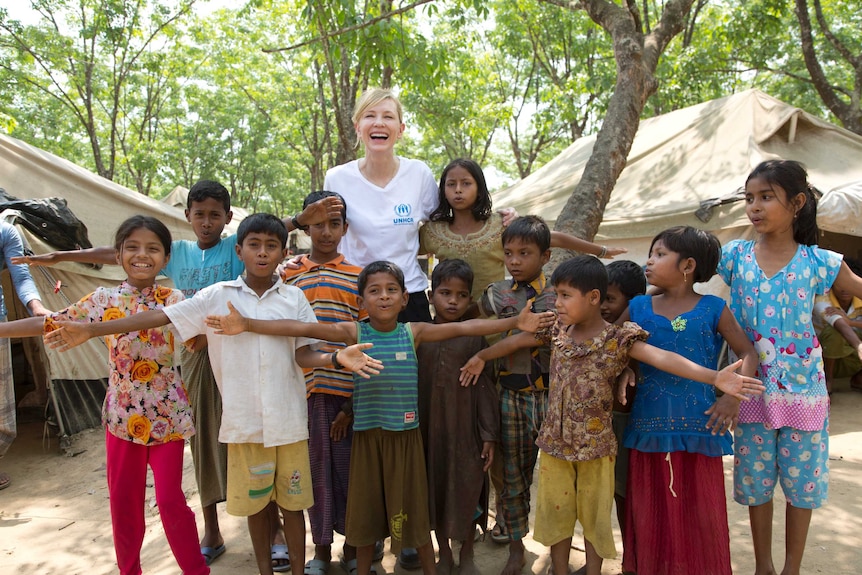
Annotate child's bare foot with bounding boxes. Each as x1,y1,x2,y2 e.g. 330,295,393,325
500,541,526,575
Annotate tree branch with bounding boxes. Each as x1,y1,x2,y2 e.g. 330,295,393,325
262,0,434,53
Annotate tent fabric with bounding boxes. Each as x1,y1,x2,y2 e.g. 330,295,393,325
0,132,237,440
493,89,862,280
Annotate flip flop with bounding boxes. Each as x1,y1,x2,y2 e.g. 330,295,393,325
272,544,291,573
201,544,226,566
0,472,10,491
305,558,329,575
490,522,509,544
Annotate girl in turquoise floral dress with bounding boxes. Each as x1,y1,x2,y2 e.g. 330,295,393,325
0,216,208,575
720,160,862,575
620,226,758,575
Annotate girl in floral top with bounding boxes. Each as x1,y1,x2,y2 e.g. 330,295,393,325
719,160,862,575
0,216,208,575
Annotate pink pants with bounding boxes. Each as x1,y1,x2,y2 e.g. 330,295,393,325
105,431,209,575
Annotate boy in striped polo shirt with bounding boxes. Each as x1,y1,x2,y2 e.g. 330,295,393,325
279,191,368,574
203,261,555,575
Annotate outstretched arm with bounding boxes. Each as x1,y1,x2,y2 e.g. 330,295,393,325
295,344,383,379
459,331,536,386
550,231,626,259
0,317,49,339
205,301,358,344
628,342,764,400
412,305,554,345
12,246,117,267
44,310,171,351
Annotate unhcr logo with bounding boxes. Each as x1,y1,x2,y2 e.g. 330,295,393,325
393,203,414,225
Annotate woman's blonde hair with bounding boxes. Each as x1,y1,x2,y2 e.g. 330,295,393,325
352,88,404,124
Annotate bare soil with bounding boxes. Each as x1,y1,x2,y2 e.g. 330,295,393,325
1,380,860,574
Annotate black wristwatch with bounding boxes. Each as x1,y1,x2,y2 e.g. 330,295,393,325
291,213,308,231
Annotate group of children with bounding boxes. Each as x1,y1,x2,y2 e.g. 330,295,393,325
4,158,859,575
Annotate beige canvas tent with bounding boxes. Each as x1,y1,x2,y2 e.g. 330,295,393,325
493,89,862,294
0,132,240,444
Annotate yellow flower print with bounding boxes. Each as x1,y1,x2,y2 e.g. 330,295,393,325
131,359,159,383
127,414,151,443
103,307,126,322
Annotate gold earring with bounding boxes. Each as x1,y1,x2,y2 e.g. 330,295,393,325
684,270,688,283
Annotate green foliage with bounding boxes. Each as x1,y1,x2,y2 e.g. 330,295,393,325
0,0,858,212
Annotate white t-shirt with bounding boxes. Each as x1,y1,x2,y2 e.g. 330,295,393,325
323,156,439,293
164,277,318,447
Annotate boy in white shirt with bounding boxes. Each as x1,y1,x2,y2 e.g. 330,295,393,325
45,213,382,575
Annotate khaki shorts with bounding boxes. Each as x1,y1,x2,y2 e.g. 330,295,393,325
533,451,617,559
226,441,313,516
345,427,431,553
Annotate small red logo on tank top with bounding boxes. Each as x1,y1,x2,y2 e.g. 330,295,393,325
404,411,416,424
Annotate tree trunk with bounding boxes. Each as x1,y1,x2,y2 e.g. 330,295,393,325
547,0,696,270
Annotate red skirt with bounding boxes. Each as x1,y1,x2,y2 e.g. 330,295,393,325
623,450,731,575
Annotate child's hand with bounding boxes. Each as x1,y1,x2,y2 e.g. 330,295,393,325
498,207,519,226
515,305,555,333
616,367,636,404
714,359,765,400
330,410,352,442
602,246,628,259
302,195,345,227
459,355,486,386
704,394,741,436
481,441,495,472
43,321,93,351
856,342,862,362
205,301,248,335
337,343,383,379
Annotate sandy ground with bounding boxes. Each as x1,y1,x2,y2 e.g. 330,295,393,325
1,380,861,575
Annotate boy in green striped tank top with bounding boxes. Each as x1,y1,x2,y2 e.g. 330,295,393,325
204,260,555,575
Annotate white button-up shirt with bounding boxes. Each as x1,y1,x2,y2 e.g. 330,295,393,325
165,277,318,447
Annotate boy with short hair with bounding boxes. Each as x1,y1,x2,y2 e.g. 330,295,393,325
280,190,368,574
45,213,383,575
475,215,556,575
601,260,647,542
199,259,555,575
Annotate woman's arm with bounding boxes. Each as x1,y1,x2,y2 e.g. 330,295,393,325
11,246,118,266
628,341,764,400
550,231,626,259
205,301,358,344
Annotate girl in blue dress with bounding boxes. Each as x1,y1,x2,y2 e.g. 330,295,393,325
620,226,759,575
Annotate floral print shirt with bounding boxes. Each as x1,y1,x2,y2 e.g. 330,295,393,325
536,319,648,461
45,282,194,445
719,240,842,431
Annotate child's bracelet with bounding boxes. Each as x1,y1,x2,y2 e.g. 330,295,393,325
331,350,345,370
598,245,608,258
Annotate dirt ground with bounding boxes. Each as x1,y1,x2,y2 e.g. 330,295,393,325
1,380,860,575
